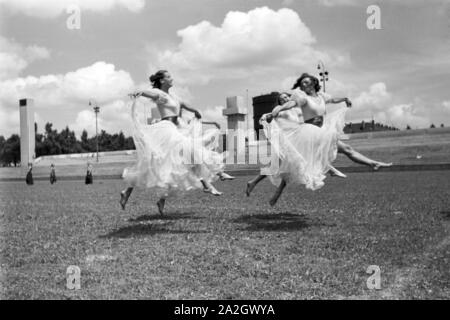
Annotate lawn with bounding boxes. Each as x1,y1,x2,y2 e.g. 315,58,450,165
0,171,449,299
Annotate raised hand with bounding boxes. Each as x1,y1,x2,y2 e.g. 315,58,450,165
345,98,352,108
194,110,202,119
128,92,142,99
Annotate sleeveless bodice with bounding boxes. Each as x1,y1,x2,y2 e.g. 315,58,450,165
291,89,330,121
150,88,181,118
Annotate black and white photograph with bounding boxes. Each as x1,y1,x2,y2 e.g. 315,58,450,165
0,0,449,305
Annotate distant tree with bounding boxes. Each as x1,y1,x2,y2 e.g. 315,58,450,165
42,123,61,155
360,120,365,131
125,136,135,150
117,131,126,150
98,130,112,151
35,129,45,157
57,126,80,154
44,122,54,137
0,135,5,166
430,124,436,128
80,130,90,151
406,125,411,130
2,123,135,161
441,124,445,128
1,134,21,166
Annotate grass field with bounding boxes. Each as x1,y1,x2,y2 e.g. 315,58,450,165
0,172,449,299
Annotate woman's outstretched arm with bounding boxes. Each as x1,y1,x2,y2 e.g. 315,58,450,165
180,101,202,119
326,97,352,108
129,89,160,101
201,121,221,129
271,100,298,118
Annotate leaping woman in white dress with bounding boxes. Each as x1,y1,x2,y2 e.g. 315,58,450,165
119,70,233,215
246,92,346,198
250,73,392,206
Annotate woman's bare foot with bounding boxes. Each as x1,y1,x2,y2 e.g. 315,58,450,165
269,181,287,206
246,181,255,197
372,162,393,171
269,192,282,207
219,172,235,181
329,167,347,178
201,179,223,196
203,187,223,196
157,198,165,216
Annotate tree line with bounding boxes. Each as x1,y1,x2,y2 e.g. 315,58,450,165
0,123,135,167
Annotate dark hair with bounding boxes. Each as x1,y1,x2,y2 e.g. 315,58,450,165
292,73,321,92
277,92,291,105
149,70,168,89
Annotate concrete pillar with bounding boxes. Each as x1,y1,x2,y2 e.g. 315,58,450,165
222,96,248,163
222,96,248,133
19,99,35,172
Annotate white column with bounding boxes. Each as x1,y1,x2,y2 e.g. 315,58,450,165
19,98,35,172
222,96,249,164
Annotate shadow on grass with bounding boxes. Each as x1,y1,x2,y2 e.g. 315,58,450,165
440,211,450,219
128,212,201,223
100,221,206,239
233,212,329,232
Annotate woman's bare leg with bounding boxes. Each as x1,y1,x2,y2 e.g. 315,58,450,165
269,179,287,206
337,141,392,170
246,175,267,197
156,196,166,216
120,187,133,210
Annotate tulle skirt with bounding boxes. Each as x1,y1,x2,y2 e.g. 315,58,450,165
261,108,347,190
122,99,224,193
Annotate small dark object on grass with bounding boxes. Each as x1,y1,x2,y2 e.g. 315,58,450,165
85,162,93,185
50,164,57,184
25,163,33,185
440,211,450,219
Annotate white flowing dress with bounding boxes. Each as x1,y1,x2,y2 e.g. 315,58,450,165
261,89,347,190
122,89,224,193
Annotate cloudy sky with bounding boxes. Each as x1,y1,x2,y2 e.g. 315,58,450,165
1,0,450,137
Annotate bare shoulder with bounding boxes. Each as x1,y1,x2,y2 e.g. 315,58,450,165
290,89,307,106
318,91,332,103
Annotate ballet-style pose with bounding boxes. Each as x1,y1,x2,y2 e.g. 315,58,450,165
120,70,231,215
263,73,392,206
246,92,346,198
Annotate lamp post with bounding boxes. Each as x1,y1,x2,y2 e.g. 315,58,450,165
89,100,100,162
317,60,329,93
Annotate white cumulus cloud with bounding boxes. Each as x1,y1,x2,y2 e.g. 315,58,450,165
0,36,51,80
0,61,136,137
443,101,450,112
71,99,133,138
202,105,227,130
347,82,431,129
147,7,349,86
